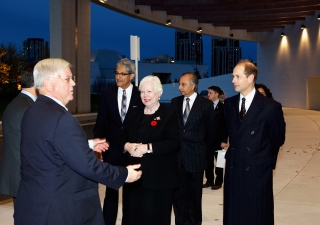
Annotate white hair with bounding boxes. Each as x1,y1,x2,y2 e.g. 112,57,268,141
139,75,163,96
33,58,71,90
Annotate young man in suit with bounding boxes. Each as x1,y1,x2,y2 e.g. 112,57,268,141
223,60,285,225
14,58,142,225
171,72,215,225
203,86,228,190
0,63,37,204
93,58,144,225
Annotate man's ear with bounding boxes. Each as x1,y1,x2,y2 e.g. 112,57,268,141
43,79,53,91
130,73,135,80
248,74,255,83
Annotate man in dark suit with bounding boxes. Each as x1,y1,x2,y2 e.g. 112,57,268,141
203,86,228,190
93,58,144,225
0,64,37,203
171,72,215,225
14,58,142,225
223,60,285,225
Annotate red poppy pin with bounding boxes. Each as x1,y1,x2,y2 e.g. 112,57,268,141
151,121,157,126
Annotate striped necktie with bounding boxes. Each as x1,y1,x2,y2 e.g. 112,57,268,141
183,98,190,124
120,90,127,122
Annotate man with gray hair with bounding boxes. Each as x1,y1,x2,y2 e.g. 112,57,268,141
93,58,144,225
14,58,142,225
171,72,215,225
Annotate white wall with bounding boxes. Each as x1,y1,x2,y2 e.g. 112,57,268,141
256,12,320,108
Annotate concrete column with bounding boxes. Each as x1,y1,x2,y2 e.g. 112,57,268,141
306,77,320,110
50,0,91,113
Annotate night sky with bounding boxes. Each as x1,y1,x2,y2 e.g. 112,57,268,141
1,0,257,67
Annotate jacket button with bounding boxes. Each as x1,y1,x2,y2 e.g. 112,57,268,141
251,131,254,135
230,166,234,169
246,167,250,171
247,147,250,151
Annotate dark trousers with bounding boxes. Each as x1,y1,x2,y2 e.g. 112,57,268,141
103,188,119,225
173,167,203,225
204,150,224,185
122,180,173,225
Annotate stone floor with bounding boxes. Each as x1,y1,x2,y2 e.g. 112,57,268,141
0,107,320,224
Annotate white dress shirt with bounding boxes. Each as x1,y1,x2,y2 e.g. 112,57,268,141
117,84,133,115
183,92,197,113
239,88,256,112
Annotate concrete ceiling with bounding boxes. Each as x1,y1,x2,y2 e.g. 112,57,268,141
92,0,320,42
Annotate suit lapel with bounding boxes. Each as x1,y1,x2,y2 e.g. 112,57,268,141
111,86,122,123
127,86,139,115
185,94,202,125
234,92,263,140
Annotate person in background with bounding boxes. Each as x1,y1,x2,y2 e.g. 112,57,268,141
203,86,228,190
93,58,144,225
14,58,142,225
223,59,285,225
119,75,180,225
255,83,273,99
0,63,38,205
219,89,226,103
171,72,215,225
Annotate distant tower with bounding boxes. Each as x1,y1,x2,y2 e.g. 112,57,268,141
211,38,242,76
22,38,49,63
175,30,203,65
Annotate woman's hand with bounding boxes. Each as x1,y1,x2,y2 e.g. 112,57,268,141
124,142,143,158
134,143,148,155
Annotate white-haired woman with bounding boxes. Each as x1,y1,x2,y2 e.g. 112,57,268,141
119,75,180,225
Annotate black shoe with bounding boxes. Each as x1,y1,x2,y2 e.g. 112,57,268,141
202,182,213,188
211,185,222,190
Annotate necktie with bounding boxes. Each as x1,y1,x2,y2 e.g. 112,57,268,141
121,90,127,122
183,98,190,124
239,97,246,120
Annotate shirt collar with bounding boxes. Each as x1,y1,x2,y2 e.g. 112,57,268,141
184,92,197,102
44,95,68,111
21,90,37,102
240,88,256,102
118,84,133,94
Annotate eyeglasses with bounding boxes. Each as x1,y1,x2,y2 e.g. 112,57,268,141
113,71,130,76
48,76,75,83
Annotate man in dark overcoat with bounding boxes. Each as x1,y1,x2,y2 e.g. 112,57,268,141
223,60,285,225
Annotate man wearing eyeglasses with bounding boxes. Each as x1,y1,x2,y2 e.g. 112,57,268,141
14,58,142,225
93,58,144,225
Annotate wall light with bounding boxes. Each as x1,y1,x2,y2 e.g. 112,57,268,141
301,24,306,30
197,27,202,33
99,0,107,3
281,32,285,37
230,33,234,37
135,9,140,14
318,15,320,20
166,19,171,25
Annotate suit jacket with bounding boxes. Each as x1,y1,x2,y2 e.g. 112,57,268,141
0,92,34,197
171,94,215,172
223,91,286,225
93,85,143,164
207,101,228,151
120,104,180,190
14,95,128,225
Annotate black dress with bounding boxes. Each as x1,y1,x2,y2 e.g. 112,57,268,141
121,112,174,225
